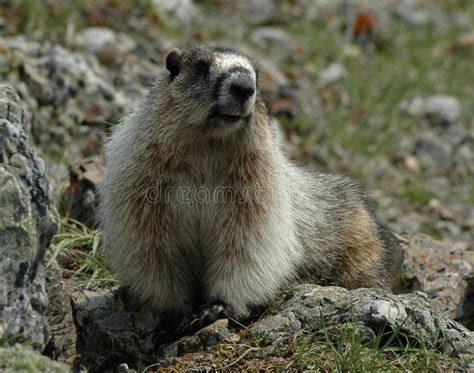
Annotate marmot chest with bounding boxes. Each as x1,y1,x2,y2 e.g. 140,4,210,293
163,156,272,238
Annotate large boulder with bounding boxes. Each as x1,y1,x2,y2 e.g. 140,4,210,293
0,85,59,350
400,233,473,324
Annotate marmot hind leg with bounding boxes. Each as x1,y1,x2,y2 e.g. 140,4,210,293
335,204,401,290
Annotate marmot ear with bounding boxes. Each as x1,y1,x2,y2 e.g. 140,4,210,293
166,49,183,80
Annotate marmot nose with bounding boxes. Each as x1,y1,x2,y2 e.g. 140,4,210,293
230,81,255,103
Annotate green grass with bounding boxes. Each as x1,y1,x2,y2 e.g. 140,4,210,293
49,218,118,289
281,324,471,371
168,320,472,371
1,0,82,37
282,22,474,160
402,181,433,205
176,310,473,372
0,0,158,40
282,2,473,159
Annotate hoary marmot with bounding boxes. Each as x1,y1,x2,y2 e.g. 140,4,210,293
98,46,402,318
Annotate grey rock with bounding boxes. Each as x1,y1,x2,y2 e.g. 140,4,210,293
72,280,473,370
0,85,59,349
251,27,294,58
71,288,158,371
1,39,130,158
400,95,461,126
1,36,159,162
76,27,116,54
153,0,199,26
160,319,236,358
75,27,136,56
318,62,346,87
395,0,431,27
393,0,450,31
60,156,104,228
247,54,307,119
409,126,473,177
71,286,239,370
1,35,42,54
399,233,472,322
412,134,451,170
389,213,422,233
452,130,474,176
423,96,462,125
251,285,473,356
460,205,474,229
196,319,235,349
234,0,280,25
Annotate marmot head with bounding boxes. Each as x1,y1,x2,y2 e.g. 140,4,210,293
163,46,261,135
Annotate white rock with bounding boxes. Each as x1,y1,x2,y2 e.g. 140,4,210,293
370,300,408,325
399,96,425,116
318,62,346,86
342,44,362,58
399,95,461,125
75,27,135,55
76,27,116,54
424,95,461,124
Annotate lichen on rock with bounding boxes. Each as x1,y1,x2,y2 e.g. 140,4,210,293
0,85,59,350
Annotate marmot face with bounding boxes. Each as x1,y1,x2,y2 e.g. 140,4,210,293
164,46,259,135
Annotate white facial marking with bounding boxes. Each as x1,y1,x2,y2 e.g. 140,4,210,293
213,52,257,119
214,53,256,80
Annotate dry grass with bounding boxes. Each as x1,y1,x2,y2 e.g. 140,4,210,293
49,217,118,289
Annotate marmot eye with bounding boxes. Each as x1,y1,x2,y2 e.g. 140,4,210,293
195,61,209,75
